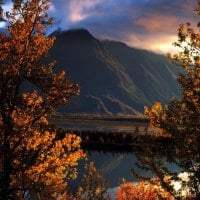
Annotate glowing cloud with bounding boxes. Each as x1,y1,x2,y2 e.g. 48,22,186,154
127,33,178,54
49,0,198,53
135,14,179,33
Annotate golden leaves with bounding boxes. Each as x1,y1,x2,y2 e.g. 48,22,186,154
75,162,109,200
11,91,44,127
7,91,85,199
0,1,84,199
25,132,85,199
115,181,173,200
46,70,80,105
144,102,163,127
0,0,55,78
22,91,43,106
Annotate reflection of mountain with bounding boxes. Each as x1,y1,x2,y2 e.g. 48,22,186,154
49,28,181,115
100,154,124,175
77,152,138,188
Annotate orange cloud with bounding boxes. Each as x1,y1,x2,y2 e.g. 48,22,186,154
135,14,179,33
127,33,178,54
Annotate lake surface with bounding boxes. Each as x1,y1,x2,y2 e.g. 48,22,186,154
70,150,180,193
69,151,147,191
54,118,179,191
78,151,150,185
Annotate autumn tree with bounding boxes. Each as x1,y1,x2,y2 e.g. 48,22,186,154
144,102,163,127
135,1,200,199
75,162,109,200
0,0,85,199
115,180,173,200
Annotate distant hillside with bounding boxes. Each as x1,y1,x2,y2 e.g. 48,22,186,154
48,28,181,115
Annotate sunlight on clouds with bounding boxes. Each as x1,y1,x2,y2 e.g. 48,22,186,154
67,0,103,23
49,0,197,53
150,40,178,54
128,33,178,54
135,14,179,33
128,34,141,44
149,35,178,54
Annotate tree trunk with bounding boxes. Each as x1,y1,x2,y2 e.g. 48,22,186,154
1,139,12,200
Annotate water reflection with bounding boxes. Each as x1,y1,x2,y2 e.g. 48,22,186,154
70,150,154,191
57,119,180,194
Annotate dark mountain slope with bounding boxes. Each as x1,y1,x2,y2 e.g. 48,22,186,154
49,29,181,115
103,40,180,104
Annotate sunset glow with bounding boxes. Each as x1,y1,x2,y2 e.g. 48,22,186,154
2,0,198,53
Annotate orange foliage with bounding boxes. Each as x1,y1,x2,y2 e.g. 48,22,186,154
144,102,163,127
75,162,109,200
8,91,85,199
0,1,84,199
115,181,173,200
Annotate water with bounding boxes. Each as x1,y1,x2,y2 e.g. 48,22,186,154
84,151,138,185
69,150,155,192
55,119,180,191
59,120,151,188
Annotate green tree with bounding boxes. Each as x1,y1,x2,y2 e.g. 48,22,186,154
0,0,85,199
134,1,200,199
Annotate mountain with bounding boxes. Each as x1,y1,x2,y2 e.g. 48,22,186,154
48,28,181,115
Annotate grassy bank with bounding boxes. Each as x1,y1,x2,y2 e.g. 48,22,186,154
52,113,172,153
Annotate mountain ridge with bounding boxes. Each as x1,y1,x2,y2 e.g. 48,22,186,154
49,28,181,115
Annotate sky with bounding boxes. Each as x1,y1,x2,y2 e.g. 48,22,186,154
1,0,199,53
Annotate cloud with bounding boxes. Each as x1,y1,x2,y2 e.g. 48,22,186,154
135,14,179,33
127,33,178,54
2,1,12,11
2,0,11,4
49,2,56,13
66,0,104,23
50,0,198,52
0,21,6,28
